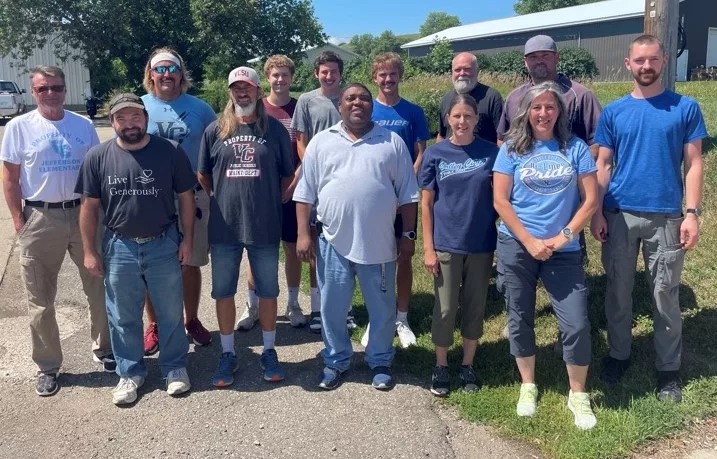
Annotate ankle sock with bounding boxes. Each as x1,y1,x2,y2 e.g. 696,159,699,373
396,311,408,323
220,333,235,355
310,287,321,313
263,330,276,350
288,287,299,305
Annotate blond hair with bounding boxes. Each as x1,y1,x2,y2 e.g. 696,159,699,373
372,52,404,79
264,55,295,78
142,47,192,94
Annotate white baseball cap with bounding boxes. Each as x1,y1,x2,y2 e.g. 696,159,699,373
227,67,260,88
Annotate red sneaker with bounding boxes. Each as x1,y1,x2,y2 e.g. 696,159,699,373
186,317,212,346
143,322,159,355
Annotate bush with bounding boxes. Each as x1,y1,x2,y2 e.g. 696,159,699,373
485,50,527,76
292,61,319,93
343,57,373,85
403,74,453,135
201,78,229,113
426,39,454,74
558,47,599,79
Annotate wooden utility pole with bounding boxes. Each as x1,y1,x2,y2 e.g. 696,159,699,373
644,0,679,90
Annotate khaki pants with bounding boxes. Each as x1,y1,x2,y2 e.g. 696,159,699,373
18,205,110,375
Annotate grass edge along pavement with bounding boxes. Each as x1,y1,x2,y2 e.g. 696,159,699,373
293,79,717,459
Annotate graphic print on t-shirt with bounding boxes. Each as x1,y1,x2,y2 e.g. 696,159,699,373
154,111,189,145
224,135,267,178
35,131,91,174
519,153,574,195
439,158,488,181
107,170,161,198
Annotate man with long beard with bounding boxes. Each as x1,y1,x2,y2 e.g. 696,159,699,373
76,93,197,405
437,52,503,144
591,35,707,402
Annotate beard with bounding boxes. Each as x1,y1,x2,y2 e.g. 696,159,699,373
453,77,477,94
633,69,661,87
234,100,257,117
118,127,146,144
529,64,551,82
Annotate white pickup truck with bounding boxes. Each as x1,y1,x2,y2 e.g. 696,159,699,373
0,80,26,119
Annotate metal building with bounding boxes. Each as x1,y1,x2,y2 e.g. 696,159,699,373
0,42,91,109
401,0,717,81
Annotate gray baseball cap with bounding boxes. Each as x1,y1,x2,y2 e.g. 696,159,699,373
524,35,558,55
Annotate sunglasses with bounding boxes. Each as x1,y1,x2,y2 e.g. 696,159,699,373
152,65,181,74
34,85,65,93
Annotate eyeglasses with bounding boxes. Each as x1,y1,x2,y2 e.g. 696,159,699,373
33,85,65,93
152,65,181,74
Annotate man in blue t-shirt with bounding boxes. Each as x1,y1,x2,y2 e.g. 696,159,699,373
140,48,218,353
591,35,707,403
365,52,430,349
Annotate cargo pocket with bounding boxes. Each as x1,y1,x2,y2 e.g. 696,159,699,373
655,246,685,292
17,208,39,239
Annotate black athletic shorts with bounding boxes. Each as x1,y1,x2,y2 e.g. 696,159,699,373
282,200,298,244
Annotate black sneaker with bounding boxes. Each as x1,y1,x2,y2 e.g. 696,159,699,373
459,365,479,392
346,309,358,330
318,367,342,390
35,372,59,397
309,311,322,334
371,366,394,391
93,353,117,373
430,365,450,397
600,356,630,385
657,371,682,402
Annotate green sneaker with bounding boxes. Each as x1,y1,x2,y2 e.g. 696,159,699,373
517,383,538,417
568,391,597,430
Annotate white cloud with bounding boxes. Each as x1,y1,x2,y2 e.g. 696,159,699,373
327,36,351,46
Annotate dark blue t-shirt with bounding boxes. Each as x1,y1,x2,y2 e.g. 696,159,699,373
372,98,430,162
594,90,707,213
419,137,498,254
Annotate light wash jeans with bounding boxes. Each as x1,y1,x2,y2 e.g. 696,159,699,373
317,234,396,372
103,225,188,378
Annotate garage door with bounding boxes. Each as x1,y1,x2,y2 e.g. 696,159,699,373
707,27,717,67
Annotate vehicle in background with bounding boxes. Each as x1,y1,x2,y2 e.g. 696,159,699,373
85,96,98,120
0,81,26,119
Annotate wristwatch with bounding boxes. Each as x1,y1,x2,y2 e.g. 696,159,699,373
561,227,574,241
686,208,702,217
401,230,417,241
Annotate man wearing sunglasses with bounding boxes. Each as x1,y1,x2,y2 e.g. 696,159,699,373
0,65,113,397
140,48,217,355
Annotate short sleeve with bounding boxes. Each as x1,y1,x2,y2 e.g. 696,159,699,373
492,143,517,176
173,144,198,193
293,135,319,205
593,108,615,150
197,124,217,175
290,94,308,134
393,135,420,205
202,103,218,126
274,120,295,177
684,99,708,144
438,93,449,138
497,104,510,140
0,120,22,164
573,139,597,175
418,147,437,190
75,147,103,198
88,123,101,148
413,106,431,142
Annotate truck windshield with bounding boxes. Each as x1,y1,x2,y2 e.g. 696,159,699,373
0,82,17,92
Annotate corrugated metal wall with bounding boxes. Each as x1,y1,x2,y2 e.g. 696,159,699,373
0,42,90,109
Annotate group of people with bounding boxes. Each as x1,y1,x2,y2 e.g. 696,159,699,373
0,32,706,432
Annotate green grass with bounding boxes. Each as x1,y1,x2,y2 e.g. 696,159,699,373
295,80,717,458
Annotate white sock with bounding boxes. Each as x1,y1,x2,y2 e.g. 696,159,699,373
220,333,235,355
310,287,321,313
396,311,408,323
247,289,259,309
262,330,276,350
288,287,299,305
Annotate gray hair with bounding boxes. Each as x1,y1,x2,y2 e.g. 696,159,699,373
504,81,571,156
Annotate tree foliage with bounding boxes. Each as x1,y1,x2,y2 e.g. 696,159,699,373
347,30,409,58
426,39,453,74
513,0,602,15
419,12,461,38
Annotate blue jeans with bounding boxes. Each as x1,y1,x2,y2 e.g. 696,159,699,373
317,234,396,372
210,243,280,299
103,225,188,378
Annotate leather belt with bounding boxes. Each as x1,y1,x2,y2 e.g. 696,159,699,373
25,199,81,209
111,230,166,244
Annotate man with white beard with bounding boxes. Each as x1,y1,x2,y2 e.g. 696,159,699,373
437,52,503,144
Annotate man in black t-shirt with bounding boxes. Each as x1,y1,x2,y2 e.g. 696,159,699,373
76,93,197,406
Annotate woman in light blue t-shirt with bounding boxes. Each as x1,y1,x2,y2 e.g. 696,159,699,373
492,81,599,430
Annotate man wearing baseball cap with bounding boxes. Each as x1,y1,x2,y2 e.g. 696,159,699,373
140,48,217,355
76,93,198,405
198,67,294,386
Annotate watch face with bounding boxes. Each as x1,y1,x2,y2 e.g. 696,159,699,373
562,228,572,236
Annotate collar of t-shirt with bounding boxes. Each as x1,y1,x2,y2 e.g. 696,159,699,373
330,122,386,144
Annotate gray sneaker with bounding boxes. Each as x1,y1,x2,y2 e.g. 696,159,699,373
35,372,59,397
286,301,307,327
112,376,145,405
166,368,191,396
236,301,259,331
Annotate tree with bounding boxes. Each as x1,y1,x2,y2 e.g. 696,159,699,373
347,31,406,58
513,0,602,15
426,39,453,74
348,34,377,58
419,12,461,38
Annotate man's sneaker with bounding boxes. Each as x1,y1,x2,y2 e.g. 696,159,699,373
166,367,191,396
600,356,630,386
459,365,479,392
309,311,322,334
318,367,342,390
360,324,370,347
235,301,258,331
185,317,212,346
112,376,145,405
568,390,597,430
657,371,683,402
396,320,417,348
517,383,538,417
260,349,285,382
371,366,394,391
430,365,450,397
286,301,307,327
144,322,159,355
93,353,117,373
35,372,59,397
212,352,238,388
347,309,358,330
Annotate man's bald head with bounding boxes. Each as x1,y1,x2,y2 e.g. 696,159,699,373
451,52,478,94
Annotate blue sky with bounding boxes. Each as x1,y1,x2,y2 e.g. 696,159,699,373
312,1,519,42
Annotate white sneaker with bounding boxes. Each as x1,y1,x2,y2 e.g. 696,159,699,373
112,376,144,405
286,301,307,327
517,383,538,417
568,390,597,430
396,320,417,348
235,301,258,331
360,324,370,347
166,367,191,396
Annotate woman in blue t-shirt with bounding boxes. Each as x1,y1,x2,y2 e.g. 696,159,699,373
419,94,498,398
492,81,599,430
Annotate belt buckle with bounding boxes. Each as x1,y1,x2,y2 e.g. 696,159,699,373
61,200,73,209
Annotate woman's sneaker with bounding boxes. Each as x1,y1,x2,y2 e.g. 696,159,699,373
567,390,597,430
430,365,450,397
517,383,538,417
